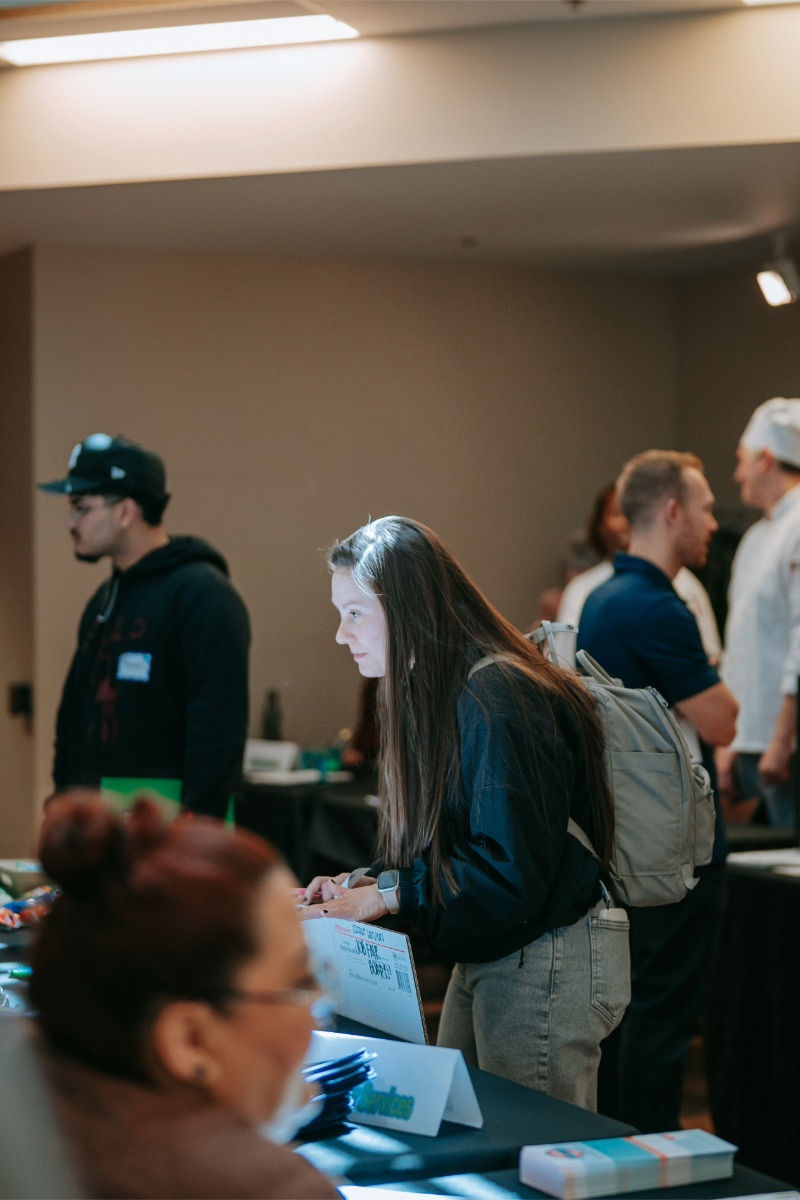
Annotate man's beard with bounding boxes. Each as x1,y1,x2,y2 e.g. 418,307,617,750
74,551,103,563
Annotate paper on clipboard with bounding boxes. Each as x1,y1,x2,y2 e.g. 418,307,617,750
303,917,428,1044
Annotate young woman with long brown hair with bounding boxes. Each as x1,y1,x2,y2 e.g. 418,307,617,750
302,516,630,1111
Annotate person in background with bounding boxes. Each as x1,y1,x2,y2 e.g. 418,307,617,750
39,434,250,819
301,516,630,1111
533,585,564,625
532,517,606,628
556,483,721,668
30,795,340,1200
718,397,800,829
339,678,380,773
577,451,738,1133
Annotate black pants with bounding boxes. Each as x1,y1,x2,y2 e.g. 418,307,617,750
597,861,728,1133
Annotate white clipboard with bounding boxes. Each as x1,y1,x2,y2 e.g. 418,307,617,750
303,917,428,1044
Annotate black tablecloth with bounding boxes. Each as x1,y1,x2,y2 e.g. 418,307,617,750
723,821,796,853
297,1015,637,1184
300,1019,792,1195
236,778,379,882
299,1055,637,1185
706,861,800,1185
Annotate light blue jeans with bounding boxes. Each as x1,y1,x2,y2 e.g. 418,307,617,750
437,898,631,1111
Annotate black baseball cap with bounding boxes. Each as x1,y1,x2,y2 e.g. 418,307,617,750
38,434,167,499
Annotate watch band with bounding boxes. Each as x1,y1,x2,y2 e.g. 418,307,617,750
377,869,400,914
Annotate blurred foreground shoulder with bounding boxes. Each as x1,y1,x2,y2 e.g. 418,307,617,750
38,1034,341,1200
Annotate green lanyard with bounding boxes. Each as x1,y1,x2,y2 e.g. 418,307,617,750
101,778,235,827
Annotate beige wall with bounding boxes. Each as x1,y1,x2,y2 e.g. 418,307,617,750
676,268,800,508
2,7,800,191
0,249,34,856
26,243,678,817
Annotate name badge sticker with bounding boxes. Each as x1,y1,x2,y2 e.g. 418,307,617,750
117,652,153,682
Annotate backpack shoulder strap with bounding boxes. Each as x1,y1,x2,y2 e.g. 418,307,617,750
467,653,512,679
527,621,577,643
575,648,621,687
467,655,600,864
527,621,578,667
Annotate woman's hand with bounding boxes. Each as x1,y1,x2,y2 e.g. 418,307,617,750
299,871,377,906
298,872,352,907
298,877,386,923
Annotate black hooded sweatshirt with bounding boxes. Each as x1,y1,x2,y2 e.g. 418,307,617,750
54,537,250,818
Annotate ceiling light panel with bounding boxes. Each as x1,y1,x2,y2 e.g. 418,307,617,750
0,14,359,66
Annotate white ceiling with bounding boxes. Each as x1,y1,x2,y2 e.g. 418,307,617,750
0,0,743,41
2,141,799,274
0,0,798,275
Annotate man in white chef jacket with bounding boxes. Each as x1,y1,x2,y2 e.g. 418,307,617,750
719,397,800,829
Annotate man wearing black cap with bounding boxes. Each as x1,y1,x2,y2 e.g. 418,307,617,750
39,434,250,819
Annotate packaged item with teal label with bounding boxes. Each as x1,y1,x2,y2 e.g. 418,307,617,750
519,1129,737,1199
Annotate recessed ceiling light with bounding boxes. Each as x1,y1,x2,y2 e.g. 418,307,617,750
757,269,795,305
0,15,359,67
741,0,800,7
757,255,800,305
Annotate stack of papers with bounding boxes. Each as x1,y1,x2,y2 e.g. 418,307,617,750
246,768,323,785
245,768,354,785
519,1129,736,1199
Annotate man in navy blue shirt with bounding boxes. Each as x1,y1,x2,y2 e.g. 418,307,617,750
578,449,738,1133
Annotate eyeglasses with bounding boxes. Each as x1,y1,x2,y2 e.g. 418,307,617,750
221,985,327,1008
218,986,335,1029
212,959,339,1028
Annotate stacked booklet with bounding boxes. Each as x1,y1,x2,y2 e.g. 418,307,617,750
519,1129,736,1199
298,1048,377,1137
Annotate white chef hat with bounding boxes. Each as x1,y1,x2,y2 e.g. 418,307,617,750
739,397,800,468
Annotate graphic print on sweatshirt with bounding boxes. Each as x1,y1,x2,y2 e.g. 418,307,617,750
86,613,149,747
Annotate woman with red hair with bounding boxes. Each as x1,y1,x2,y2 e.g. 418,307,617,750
31,795,340,1200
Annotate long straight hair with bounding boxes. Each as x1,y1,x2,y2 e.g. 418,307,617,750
329,517,613,904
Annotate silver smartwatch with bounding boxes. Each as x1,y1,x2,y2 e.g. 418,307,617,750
377,869,400,914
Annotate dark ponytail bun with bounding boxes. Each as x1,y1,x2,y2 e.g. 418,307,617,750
32,793,282,1079
38,793,167,899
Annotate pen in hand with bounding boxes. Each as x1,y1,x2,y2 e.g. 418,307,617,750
293,886,322,909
